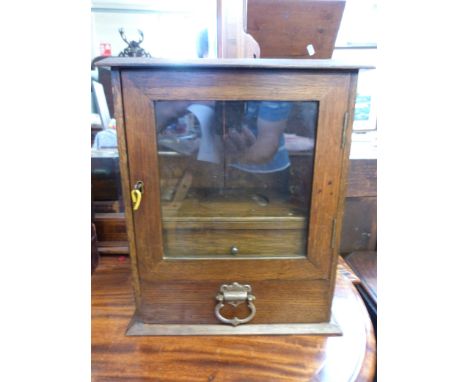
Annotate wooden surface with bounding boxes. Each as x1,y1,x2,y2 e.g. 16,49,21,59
111,68,143,309
344,251,377,334
94,213,127,242
97,57,373,70
337,255,361,284
92,256,376,381
339,159,376,254
340,197,377,254
91,157,121,201
91,223,99,274
345,160,377,198
161,190,307,258
345,251,377,304
246,0,346,59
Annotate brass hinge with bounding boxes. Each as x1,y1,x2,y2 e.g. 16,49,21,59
341,111,349,149
331,218,337,249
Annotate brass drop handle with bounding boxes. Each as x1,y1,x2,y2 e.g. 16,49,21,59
131,181,144,211
215,282,256,326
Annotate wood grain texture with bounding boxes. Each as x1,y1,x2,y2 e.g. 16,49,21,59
337,255,361,284
111,70,142,309
126,320,342,336
139,279,329,324
163,227,306,258
340,197,377,254
94,213,127,242
91,223,99,273
246,0,346,59
346,160,377,198
345,251,377,303
160,191,308,258
306,72,351,275
121,74,164,275
97,57,373,70
323,72,358,318
92,200,121,213
92,256,376,381
146,258,321,282
91,156,121,202
97,241,129,255
344,251,377,335
127,69,346,101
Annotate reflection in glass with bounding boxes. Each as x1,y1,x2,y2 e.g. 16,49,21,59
154,100,318,258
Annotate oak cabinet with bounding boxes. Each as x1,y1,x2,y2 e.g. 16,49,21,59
99,58,366,335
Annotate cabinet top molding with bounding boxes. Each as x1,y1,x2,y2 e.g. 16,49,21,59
96,57,374,70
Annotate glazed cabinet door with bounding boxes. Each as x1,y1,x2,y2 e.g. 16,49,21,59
119,68,355,325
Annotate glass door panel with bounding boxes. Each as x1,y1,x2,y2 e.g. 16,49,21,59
154,100,318,258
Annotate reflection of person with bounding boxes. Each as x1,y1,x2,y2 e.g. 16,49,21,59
155,100,292,172
155,101,221,162
155,101,193,131
155,101,217,131
225,101,291,173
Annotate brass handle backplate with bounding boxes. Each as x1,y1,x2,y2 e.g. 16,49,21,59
215,282,256,326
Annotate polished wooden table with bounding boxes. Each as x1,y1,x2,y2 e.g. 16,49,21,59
92,256,376,381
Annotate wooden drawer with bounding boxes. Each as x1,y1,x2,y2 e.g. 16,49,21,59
163,224,306,258
160,190,309,258
139,279,330,324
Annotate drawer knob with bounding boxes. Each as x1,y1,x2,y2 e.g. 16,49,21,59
230,245,239,255
215,282,256,326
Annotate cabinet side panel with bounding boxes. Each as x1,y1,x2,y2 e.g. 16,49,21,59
306,74,351,274
111,70,142,308
325,72,359,319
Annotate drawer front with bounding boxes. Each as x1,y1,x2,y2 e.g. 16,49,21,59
139,279,330,325
163,228,306,258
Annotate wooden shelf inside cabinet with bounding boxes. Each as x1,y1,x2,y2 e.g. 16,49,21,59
97,58,370,335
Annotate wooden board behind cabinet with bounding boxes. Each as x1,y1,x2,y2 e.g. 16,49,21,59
245,0,346,58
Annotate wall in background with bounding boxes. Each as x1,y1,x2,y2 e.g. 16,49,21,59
91,0,378,135
91,0,217,59
335,0,378,48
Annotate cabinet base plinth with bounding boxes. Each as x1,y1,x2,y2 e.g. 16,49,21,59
126,314,342,336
